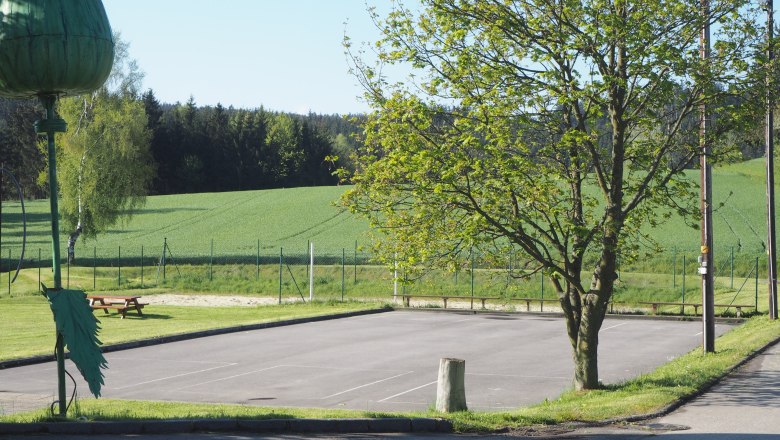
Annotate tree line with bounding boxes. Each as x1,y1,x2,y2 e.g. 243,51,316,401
0,93,362,200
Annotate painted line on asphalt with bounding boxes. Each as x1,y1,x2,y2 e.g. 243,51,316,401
321,371,415,399
378,380,437,402
602,322,629,331
174,365,285,390
113,363,238,390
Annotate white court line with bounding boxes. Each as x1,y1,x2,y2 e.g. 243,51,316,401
378,380,437,402
694,331,703,336
602,322,628,331
175,365,284,390
113,363,237,390
321,371,414,399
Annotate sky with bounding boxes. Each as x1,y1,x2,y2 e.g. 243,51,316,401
102,0,406,115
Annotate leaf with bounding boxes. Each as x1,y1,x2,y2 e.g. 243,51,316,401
46,288,107,398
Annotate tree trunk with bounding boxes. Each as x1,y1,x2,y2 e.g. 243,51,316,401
573,304,601,390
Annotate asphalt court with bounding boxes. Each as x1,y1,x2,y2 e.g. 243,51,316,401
0,311,734,412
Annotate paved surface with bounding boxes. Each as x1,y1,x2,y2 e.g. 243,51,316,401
0,311,731,414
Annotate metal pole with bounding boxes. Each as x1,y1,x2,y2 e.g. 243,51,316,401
66,249,69,289
673,247,677,289
393,254,398,300
306,240,310,278
470,250,474,309
309,242,314,301
354,240,357,284
756,256,760,310
256,239,260,281
93,246,96,289
682,254,687,305
700,1,715,353
162,238,167,281
541,273,545,312
40,96,66,416
209,239,213,282
118,246,121,288
7,248,10,296
38,248,41,292
141,245,144,289
766,0,779,320
730,246,734,289
341,248,345,301
279,247,283,304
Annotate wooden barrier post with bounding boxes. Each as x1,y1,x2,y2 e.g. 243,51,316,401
436,358,467,412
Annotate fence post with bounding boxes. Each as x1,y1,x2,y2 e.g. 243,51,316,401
341,248,345,302
682,254,686,305
306,240,310,278
209,239,213,282
7,248,11,296
470,250,474,309
541,272,545,312
256,239,260,281
162,238,167,282
93,246,96,289
756,256,760,310
141,245,144,289
279,247,283,305
118,246,121,288
730,247,734,289
354,241,357,284
309,242,314,302
38,248,41,293
393,254,398,300
673,247,677,289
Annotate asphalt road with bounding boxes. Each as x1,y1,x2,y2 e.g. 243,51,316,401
0,310,732,414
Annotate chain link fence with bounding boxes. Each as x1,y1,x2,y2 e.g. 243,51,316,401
0,239,769,313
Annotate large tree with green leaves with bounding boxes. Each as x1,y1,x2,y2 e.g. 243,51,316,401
344,0,763,389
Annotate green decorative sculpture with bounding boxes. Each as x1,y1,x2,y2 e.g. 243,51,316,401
0,0,114,416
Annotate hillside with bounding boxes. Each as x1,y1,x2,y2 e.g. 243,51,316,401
0,158,777,260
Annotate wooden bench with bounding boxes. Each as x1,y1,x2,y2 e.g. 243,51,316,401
88,295,147,319
397,294,558,311
639,302,756,318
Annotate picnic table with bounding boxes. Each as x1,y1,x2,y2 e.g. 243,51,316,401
87,295,147,319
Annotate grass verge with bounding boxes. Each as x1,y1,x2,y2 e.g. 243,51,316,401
2,316,778,431
0,295,388,361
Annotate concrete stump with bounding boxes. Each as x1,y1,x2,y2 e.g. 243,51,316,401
435,358,467,412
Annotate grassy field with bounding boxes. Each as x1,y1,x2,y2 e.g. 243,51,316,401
0,293,388,361
0,158,777,257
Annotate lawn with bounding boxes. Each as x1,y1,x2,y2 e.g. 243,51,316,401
0,293,388,361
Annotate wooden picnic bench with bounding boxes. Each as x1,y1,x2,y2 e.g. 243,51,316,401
88,295,147,319
639,301,755,318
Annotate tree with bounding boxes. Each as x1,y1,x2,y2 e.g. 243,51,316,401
53,34,154,261
343,0,762,389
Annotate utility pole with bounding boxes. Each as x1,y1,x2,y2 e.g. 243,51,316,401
700,0,716,353
766,0,779,320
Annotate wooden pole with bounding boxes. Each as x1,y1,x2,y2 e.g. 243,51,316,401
700,0,715,353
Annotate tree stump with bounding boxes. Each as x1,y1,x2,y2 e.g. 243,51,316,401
435,358,467,412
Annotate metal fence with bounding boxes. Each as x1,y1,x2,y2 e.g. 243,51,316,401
0,239,769,312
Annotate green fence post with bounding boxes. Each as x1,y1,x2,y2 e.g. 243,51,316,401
541,272,545,312
66,249,69,289
306,240,310,278
209,239,213,282
673,247,677,289
470,250,475,309
7,248,11,296
141,245,144,289
756,256,760,310
354,241,357,284
38,248,41,293
682,254,686,305
279,247,283,305
118,246,121,288
93,246,96,289
341,248,345,302
730,247,734,289
162,238,167,282
256,239,260,281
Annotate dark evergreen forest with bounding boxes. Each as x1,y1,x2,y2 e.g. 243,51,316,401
0,90,363,199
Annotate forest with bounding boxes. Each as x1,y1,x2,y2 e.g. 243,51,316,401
0,92,363,199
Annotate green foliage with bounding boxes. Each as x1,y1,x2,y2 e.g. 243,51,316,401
344,0,764,389
45,288,107,397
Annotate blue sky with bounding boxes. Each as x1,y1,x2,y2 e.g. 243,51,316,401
102,0,405,115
